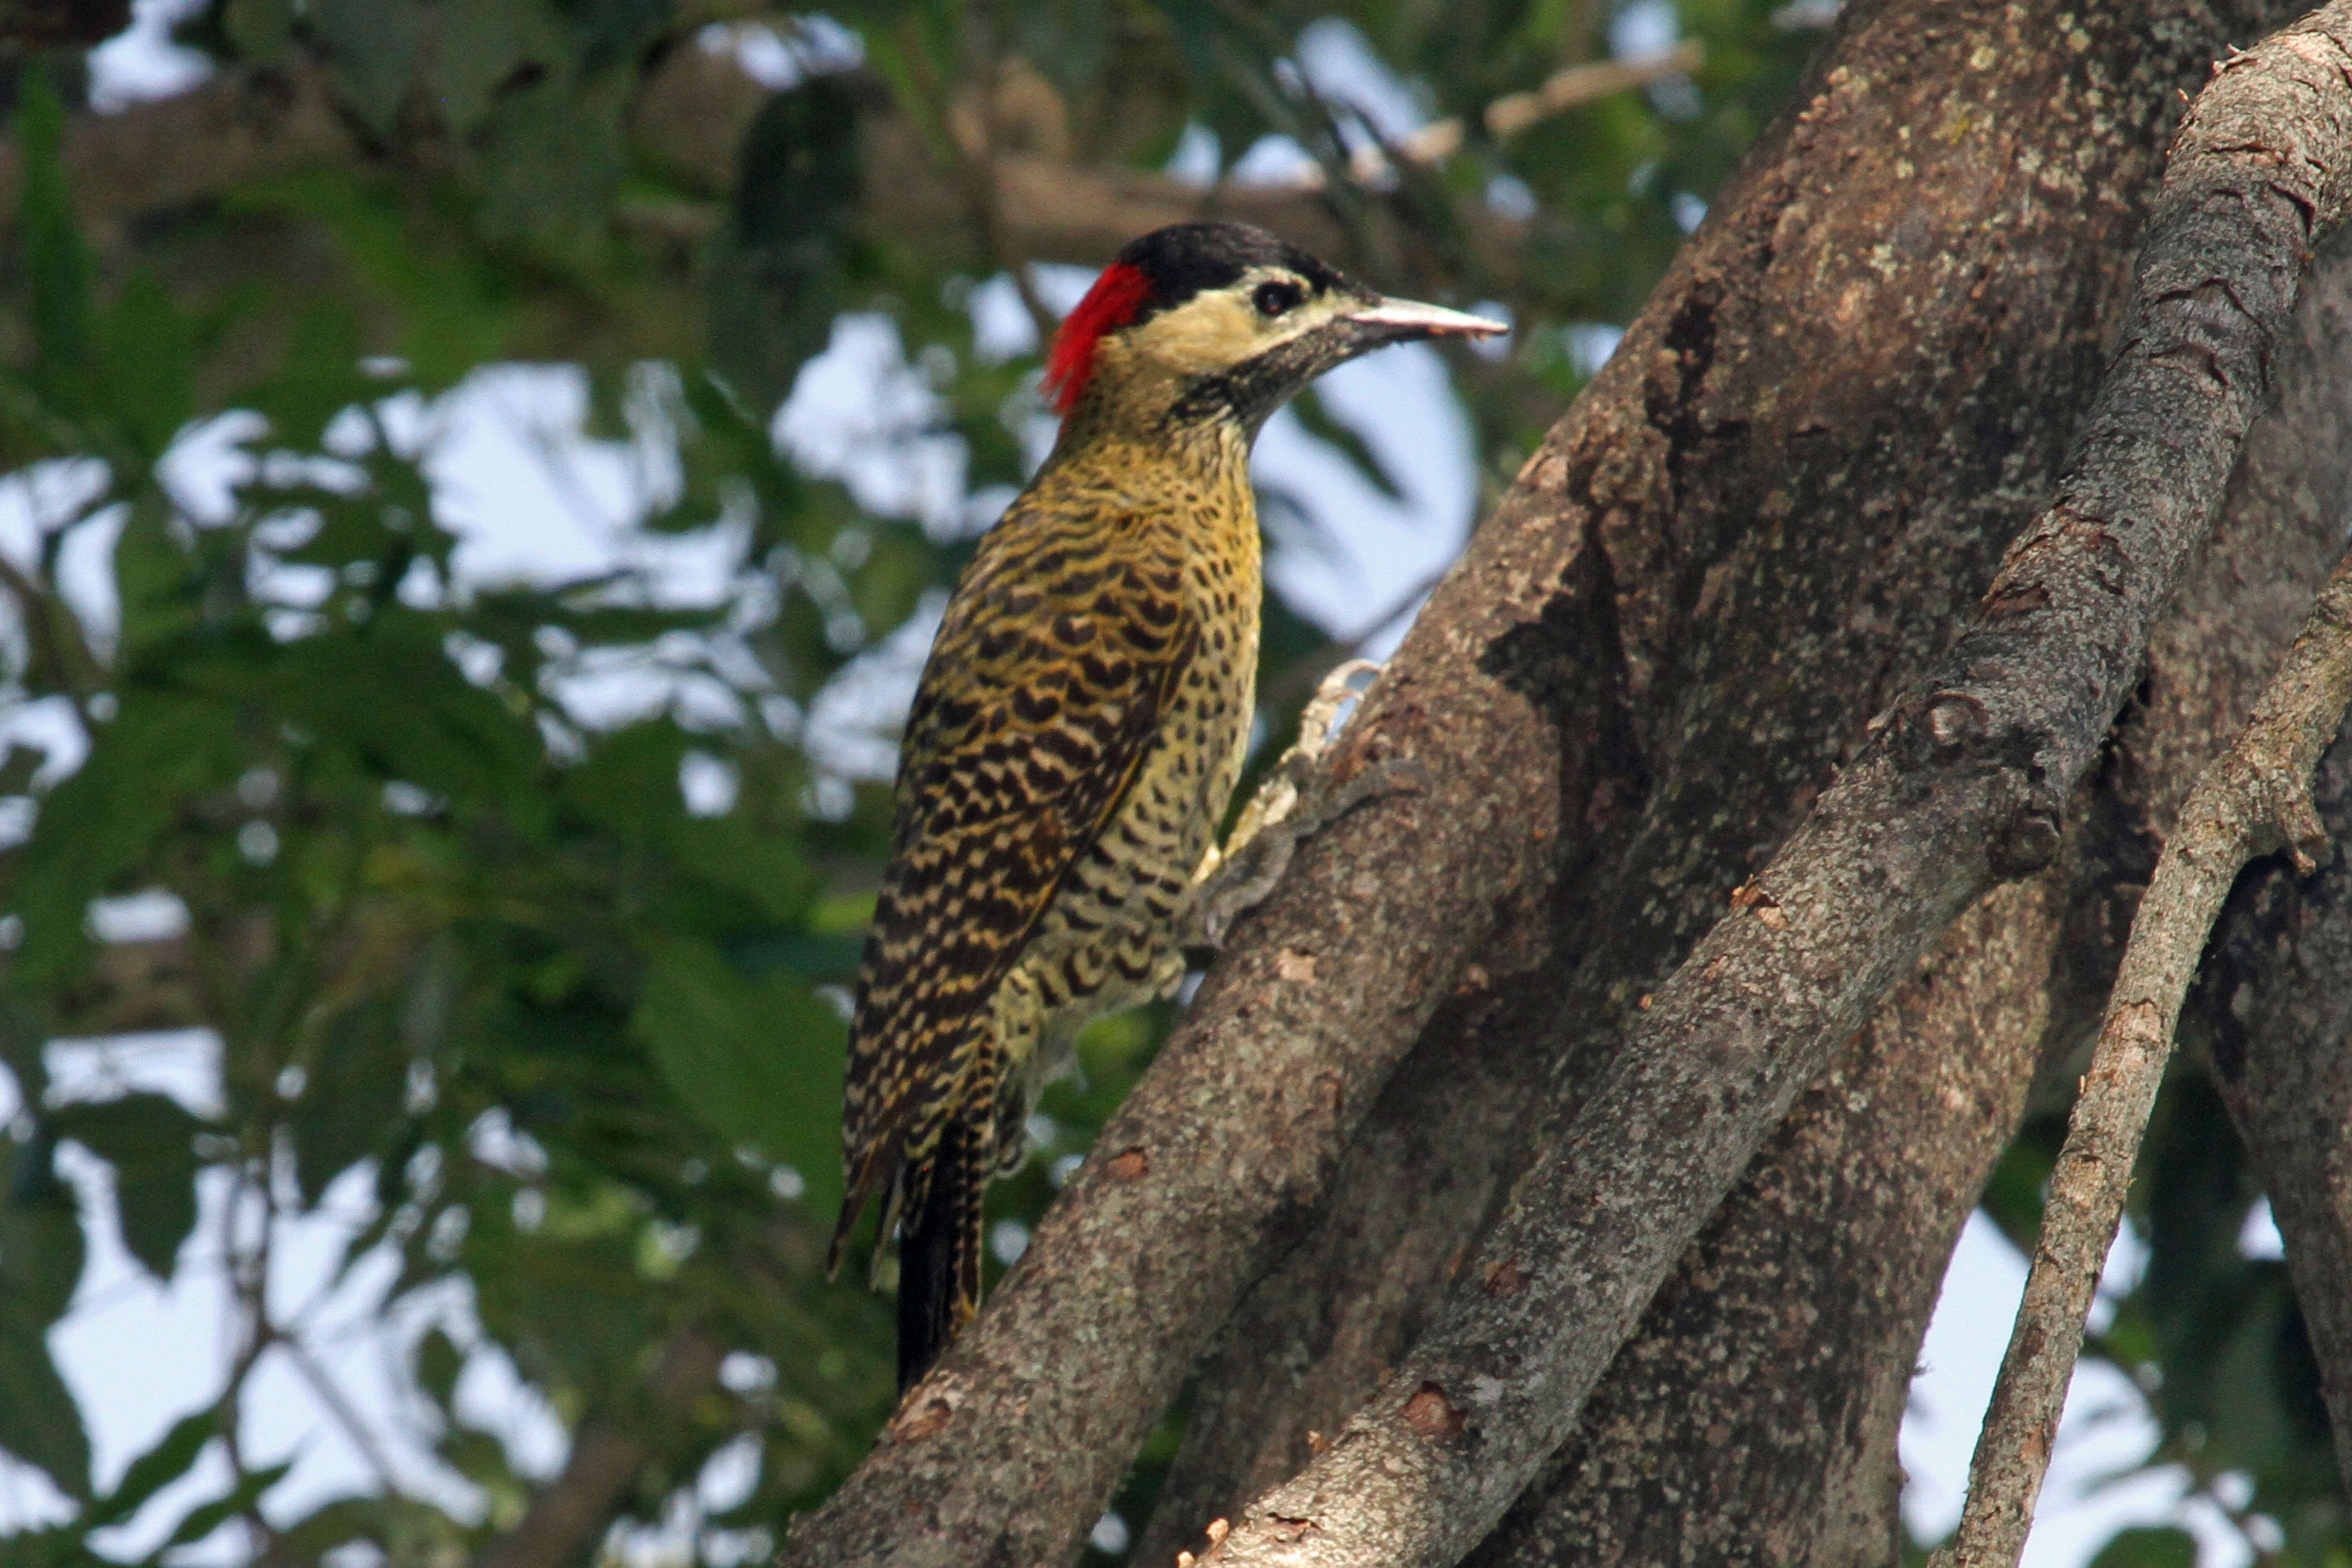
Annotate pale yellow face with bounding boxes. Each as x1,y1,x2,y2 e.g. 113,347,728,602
1093,265,1359,383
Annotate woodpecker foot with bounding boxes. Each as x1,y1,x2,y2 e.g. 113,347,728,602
1187,660,1423,952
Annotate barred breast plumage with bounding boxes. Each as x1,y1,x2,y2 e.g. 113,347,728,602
824,220,1503,1391
834,423,1258,1382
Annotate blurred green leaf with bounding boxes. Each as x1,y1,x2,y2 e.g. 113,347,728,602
6,692,240,987
113,491,196,654
271,614,547,830
727,929,865,981
710,74,866,411
273,1494,465,1565
240,305,372,451
14,74,93,427
434,0,572,135
2086,1526,2199,1568
415,1325,465,1411
94,271,199,466
632,939,848,1217
159,1460,291,1550
53,1094,203,1282
0,1312,89,1496
0,1167,90,1496
475,74,630,250
672,816,822,928
0,743,49,796
0,1524,95,1568
844,522,936,645
290,1000,411,1207
309,0,428,138
86,1409,216,1530
565,719,693,843
437,1423,519,1490
224,0,293,61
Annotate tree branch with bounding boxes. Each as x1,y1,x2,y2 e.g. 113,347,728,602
0,548,103,718
1328,44,1705,178
0,64,358,246
1935,554,2352,1568
2191,239,2352,1486
632,39,1542,291
0,0,129,50
1450,221,2352,1568
1189,8,2352,1564
2183,226,2352,1524
2201,749,2352,1504
1137,0,2341,1549
0,42,1526,302
281,1334,412,1501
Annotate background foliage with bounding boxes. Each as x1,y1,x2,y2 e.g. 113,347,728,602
0,1,2333,1563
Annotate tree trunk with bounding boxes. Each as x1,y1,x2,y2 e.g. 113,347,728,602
1468,227,2352,1568
784,0,2352,1556
2195,231,2352,1501
1140,0,2308,1558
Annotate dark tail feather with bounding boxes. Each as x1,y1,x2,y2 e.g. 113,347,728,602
897,1117,985,1393
826,1159,873,1279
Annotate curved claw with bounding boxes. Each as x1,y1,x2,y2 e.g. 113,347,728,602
1186,655,1424,955
1296,658,1385,759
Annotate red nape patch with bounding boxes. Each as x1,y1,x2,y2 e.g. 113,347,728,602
1044,262,1153,414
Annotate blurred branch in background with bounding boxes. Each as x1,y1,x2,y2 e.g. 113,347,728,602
0,6,1722,384
0,0,127,49
1359,40,1703,172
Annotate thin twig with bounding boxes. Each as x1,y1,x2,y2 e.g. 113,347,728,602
214,1166,284,1558
502,392,621,538
1340,43,1706,179
281,1334,412,1501
1931,547,2352,1568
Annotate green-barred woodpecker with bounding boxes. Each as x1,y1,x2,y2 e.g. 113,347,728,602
828,221,1503,1389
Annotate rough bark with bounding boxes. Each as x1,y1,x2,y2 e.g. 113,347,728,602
1442,162,2352,1568
1141,0,2321,1557
1936,223,2352,1568
1938,544,2352,1568
1478,208,2352,1568
2204,744,2352,1505
2195,233,2352,1505
776,0,2326,1561
1465,870,2073,1568
1193,6,2352,1560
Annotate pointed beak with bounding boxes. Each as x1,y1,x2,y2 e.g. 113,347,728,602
1342,297,1509,347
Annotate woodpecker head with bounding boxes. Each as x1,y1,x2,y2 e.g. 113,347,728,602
1042,222,1505,437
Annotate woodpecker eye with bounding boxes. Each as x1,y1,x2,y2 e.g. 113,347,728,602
1253,279,1306,318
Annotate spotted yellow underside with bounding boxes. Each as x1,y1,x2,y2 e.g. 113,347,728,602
834,434,1260,1281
